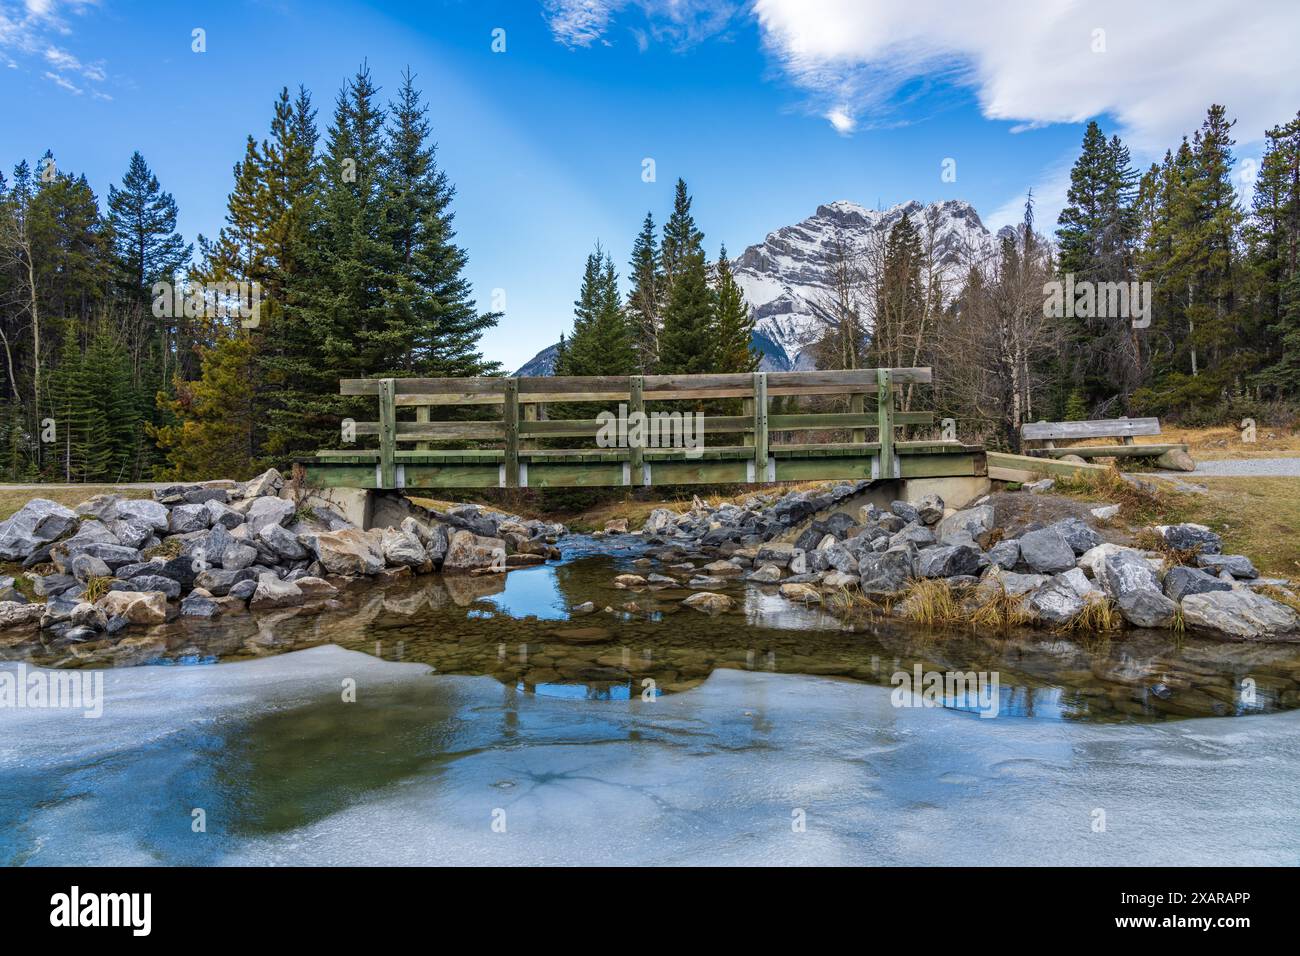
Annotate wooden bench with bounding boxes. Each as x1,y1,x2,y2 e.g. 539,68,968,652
1021,417,1190,462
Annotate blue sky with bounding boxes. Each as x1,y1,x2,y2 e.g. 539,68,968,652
3,0,1297,371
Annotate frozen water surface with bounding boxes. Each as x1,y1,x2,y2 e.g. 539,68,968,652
2,646,1297,866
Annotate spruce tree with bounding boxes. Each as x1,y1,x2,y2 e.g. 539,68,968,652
627,212,661,371
713,246,756,373
660,178,703,304
107,151,192,298
657,250,716,374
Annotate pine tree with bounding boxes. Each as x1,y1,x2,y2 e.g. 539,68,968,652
1250,111,1300,395
713,246,756,373
555,244,634,376
627,212,661,371
107,151,192,299
660,179,703,304
657,250,717,374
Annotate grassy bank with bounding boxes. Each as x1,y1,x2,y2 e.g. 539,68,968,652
0,486,152,522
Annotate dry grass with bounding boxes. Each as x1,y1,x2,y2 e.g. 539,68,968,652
0,485,152,521
1259,584,1300,615
968,584,1033,631
1057,597,1124,633
1052,466,1172,524
82,575,113,603
898,579,965,627
1166,477,1300,581
1160,424,1300,461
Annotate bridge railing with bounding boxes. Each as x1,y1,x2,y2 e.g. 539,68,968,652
318,368,937,489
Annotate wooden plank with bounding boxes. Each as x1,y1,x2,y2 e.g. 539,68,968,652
502,378,519,488
1021,417,1162,441
987,451,1111,479
877,368,895,479
342,378,508,396
518,415,751,438
753,371,768,480
648,459,750,485
400,464,502,489
1032,443,1186,458
849,393,865,444
415,404,430,452
378,378,397,489
354,421,506,441
524,462,626,488
628,375,644,483
521,402,538,451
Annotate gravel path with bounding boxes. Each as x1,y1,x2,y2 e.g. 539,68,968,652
1148,457,1300,478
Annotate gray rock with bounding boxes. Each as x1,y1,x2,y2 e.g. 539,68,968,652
114,498,170,531
74,493,123,521
987,539,1020,570
915,494,945,525
1157,523,1222,554
747,564,783,583
108,518,154,550
980,567,1048,597
221,543,258,571
0,498,78,560
1195,553,1258,579
204,498,244,529
1163,566,1233,603
936,505,994,547
154,555,203,590
858,547,914,594
68,552,111,583
1181,590,1298,640
1100,550,1161,599
246,496,296,535
110,574,181,600
243,468,284,498
168,503,211,534
890,522,936,549
69,602,107,630
104,614,129,635
34,572,79,598
257,523,309,562
228,578,258,601
1025,576,1087,625
890,500,921,524
379,527,428,568
0,601,43,628
1018,528,1077,574
57,542,142,571
1117,588,1177,629
916,544,982,579
1048,517,1103,554
250,572,304,609
180,594,222,618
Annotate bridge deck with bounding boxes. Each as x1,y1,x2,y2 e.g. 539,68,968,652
302,368,986,490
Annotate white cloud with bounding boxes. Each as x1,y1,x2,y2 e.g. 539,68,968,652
43,68,79,92
543,0,740,50
752,0,1300,152
1,0,106,93
825,107,855,135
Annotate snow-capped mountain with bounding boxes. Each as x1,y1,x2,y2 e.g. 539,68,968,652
513,198,1002,375
733,199,1001,370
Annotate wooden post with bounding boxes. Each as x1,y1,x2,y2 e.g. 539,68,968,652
415,405,430,452
521,403,538,451
378,377,397,489
876,368,894,479
849,392,865,444
629,374,644,484
742,395,755,447
753,371,768,481
503,378,519,488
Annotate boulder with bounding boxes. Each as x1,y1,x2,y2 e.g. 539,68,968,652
747,564,782,583
1155,448,1195,472
778,582,822,604
890,523,936,549
642,508,677,534
228,579,258,601
1048,517,1103,554
857,547,914,594
168,503,211,534
110,574,181,600
204,499,244,530
613,574,648,588
115,499,170,531
250,572,304,610
194,567,256,597
1156,523,1222,554
1117,588,1177,629
379,527,428,568
915,544,981,579
295,577,339,600
180,594,222,618
68,552,111,583
1195,553,1258,579
0,601,44,628
56,542,142,571
1025,576,1087,625
979,566,1048,598
1078,542,1138,579
1099,550,1161,599
96,590,168,625
687,575,727,588
257,523,309,562
914,494,945,525
307,528,385,577
1018,528,1077,574
1181,590,1298,640
604,518,629,534
890,500,921,524
221,543,259,571
1163,566,1233,603
75,493,123,521
154,555,203,590
0,499,78,560
936,504,994,547
243,468,284,498
108,518,154,550
681,591,734,613
442,530,506,574
986,539,1020,571
1091,504,1122,521
246,496,296,535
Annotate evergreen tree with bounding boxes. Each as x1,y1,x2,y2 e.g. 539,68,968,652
626,211,661,371
713,246,756,373
657,250,716,374
659,178,703,303
1250,111,1300,395
555,244,634,376
107,151,192,299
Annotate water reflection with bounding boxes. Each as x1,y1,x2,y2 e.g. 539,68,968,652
3,539,1300,723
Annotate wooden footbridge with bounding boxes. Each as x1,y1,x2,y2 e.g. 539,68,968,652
304,368,987,490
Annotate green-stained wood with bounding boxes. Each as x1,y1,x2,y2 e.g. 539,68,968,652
503,378,519,488
849,392,865,444
629,375,644,483
774,457,876,481
876,368,894,479
649,459,750,485
312,465,379,488
753,371,768,481
525,462,626,488
401,464,502,488
378,378,397,489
